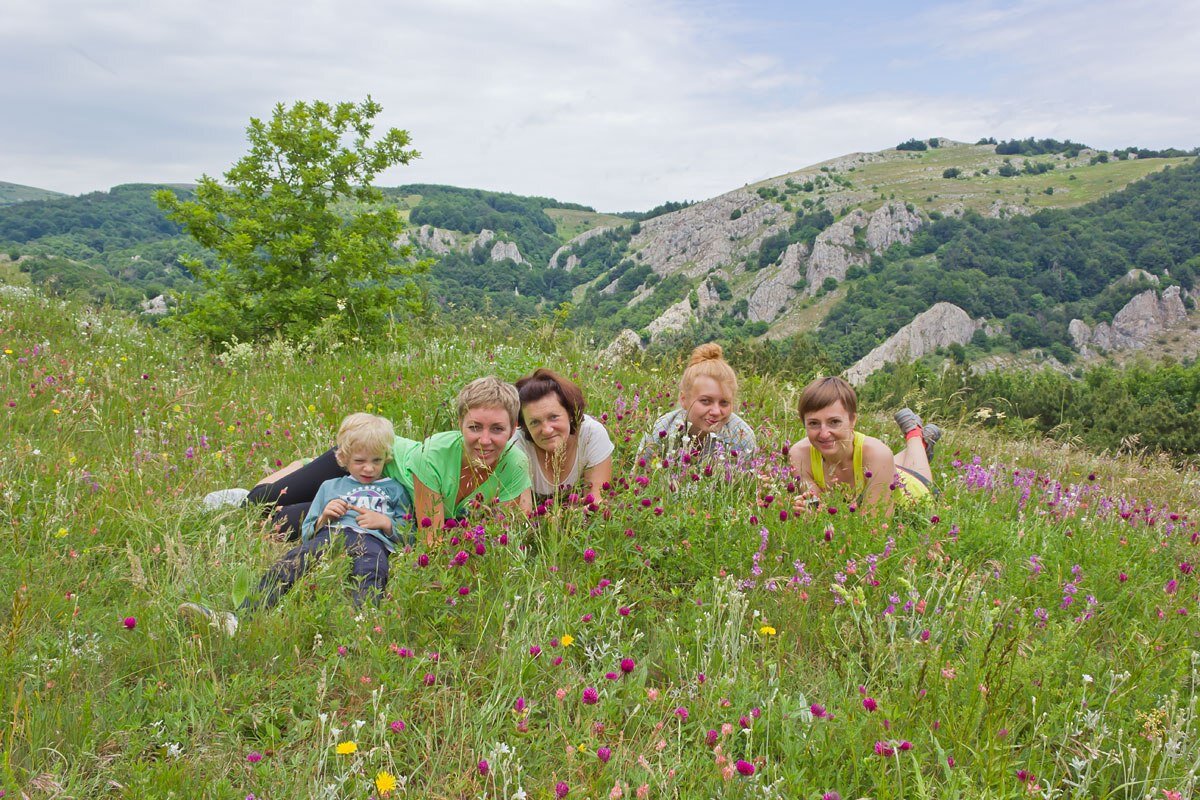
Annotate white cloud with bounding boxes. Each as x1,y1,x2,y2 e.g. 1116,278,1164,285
1,0,1197,210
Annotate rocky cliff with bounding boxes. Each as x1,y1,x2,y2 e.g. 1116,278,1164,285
845,302,982,385
1069,286,1190,355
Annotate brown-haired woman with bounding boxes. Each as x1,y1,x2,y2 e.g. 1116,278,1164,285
513,368,614,504
637,343,756,463
789,375,940,513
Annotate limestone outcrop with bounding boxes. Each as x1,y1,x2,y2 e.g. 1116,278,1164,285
747,243,809,322
845,302,982,385
601,328,643,362
632,189,787,279
490,240,526,264
646,299,695,341
400,224,457,255
804,202,923,297
1069,286,1189,355
550,226,611,270
140,295,168,315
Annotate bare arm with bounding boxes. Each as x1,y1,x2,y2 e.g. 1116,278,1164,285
413,475,446,545
858,438,896,515
581,456,613,505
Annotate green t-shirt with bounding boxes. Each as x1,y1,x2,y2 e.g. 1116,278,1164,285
386,430,530,516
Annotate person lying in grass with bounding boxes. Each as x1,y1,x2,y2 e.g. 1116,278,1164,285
789,375,941,515
637,343,756,466
206,376,533,544
513,368,614,508
180,412,412,634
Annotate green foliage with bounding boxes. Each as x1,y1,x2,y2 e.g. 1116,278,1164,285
862,358,1200,459
614,199,695,221
5,287,1200,797
941,168,960,179
404,185,560,265
994,137,1091,157
821,158,1200,365
156,98,422,345
895,138,928,152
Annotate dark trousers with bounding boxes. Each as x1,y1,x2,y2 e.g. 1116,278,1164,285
245,447,347,540
241,526,391,612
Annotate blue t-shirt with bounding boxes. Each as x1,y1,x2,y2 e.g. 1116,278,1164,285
301,475,413,552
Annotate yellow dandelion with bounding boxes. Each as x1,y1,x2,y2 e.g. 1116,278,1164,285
55,527,68,538
307,404,317,413
173,404,182,413
577,742,587,753
759,625,777,636
375,770,398,795
335,741,357,755
68,455,77,465
227,425,235,433
52,408,61,415
3,349,11,355
560,634,575,647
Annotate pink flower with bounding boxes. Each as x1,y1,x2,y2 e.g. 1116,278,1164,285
597,746,612,763
529,645,541,657
423,673,436,685
705,729,719,746
620,658,636,673
390,720,406,733
458,586,471,596
874,740,895,757
810,703,828,718
336,645,348,656
618,606,631,616
862,697,878,712
478,759,489,776
122,617,137,629
675,706,689,721
583,548,597,563
735,760,755,776
555,780,570,798
246,751,262,763
582,687,599,705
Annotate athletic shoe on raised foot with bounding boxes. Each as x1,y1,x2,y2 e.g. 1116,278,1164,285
179,602,239,636
202,487,249,510
894,408,923,436
922,423,942,461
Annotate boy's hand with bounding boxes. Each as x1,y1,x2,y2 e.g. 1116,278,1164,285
350,506,392,533
321,499,349,523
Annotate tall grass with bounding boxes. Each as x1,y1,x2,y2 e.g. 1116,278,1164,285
2,285,1198,799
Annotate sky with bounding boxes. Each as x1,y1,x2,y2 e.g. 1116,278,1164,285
4,0,1198,211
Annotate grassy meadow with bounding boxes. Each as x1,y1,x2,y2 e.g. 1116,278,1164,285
3,285,1199,799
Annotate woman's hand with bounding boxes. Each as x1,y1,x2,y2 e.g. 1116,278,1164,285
792,489,821,514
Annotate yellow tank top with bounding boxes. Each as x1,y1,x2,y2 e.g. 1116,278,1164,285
809,431,865,491
809,431,930,505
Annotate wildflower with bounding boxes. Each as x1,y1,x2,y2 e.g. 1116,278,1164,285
874,740,894,757
423,673,436,685
561,634,575,647
335,741,357,755
458,586,470,596
646,688,659,701
862,697,878,712
390,720,406,733
706,729,719,746
675,706,689,721
598,746,612,763
556,780,570,798
582,687,599,705
416,553,429,568
478,759,489,776
122,617,137,629
822,794,842,800
810,703,828,718
735,759,755,776
530,645,542,657
605,671,619,680
618,606,631,616
337,645,348,656
583,548,597,563
758,625,776,636
246,751,262,763
620,658,636,673
375,770,398,795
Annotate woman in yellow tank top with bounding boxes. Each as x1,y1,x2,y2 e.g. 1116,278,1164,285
788,376,939,514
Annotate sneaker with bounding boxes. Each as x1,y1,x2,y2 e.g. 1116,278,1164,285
202,487,249,510
894,408,923,436
179,602,239,636
922,423,942,461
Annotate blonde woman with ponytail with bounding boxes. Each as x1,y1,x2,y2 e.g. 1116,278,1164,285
637,343,756,464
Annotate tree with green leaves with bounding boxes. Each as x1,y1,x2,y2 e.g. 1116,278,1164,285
156,98,423,344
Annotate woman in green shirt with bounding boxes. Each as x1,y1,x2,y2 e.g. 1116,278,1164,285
218,377,533,542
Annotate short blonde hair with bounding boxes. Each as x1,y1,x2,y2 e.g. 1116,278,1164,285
335,412,395,466
680,342,738,401
456,376,520,426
